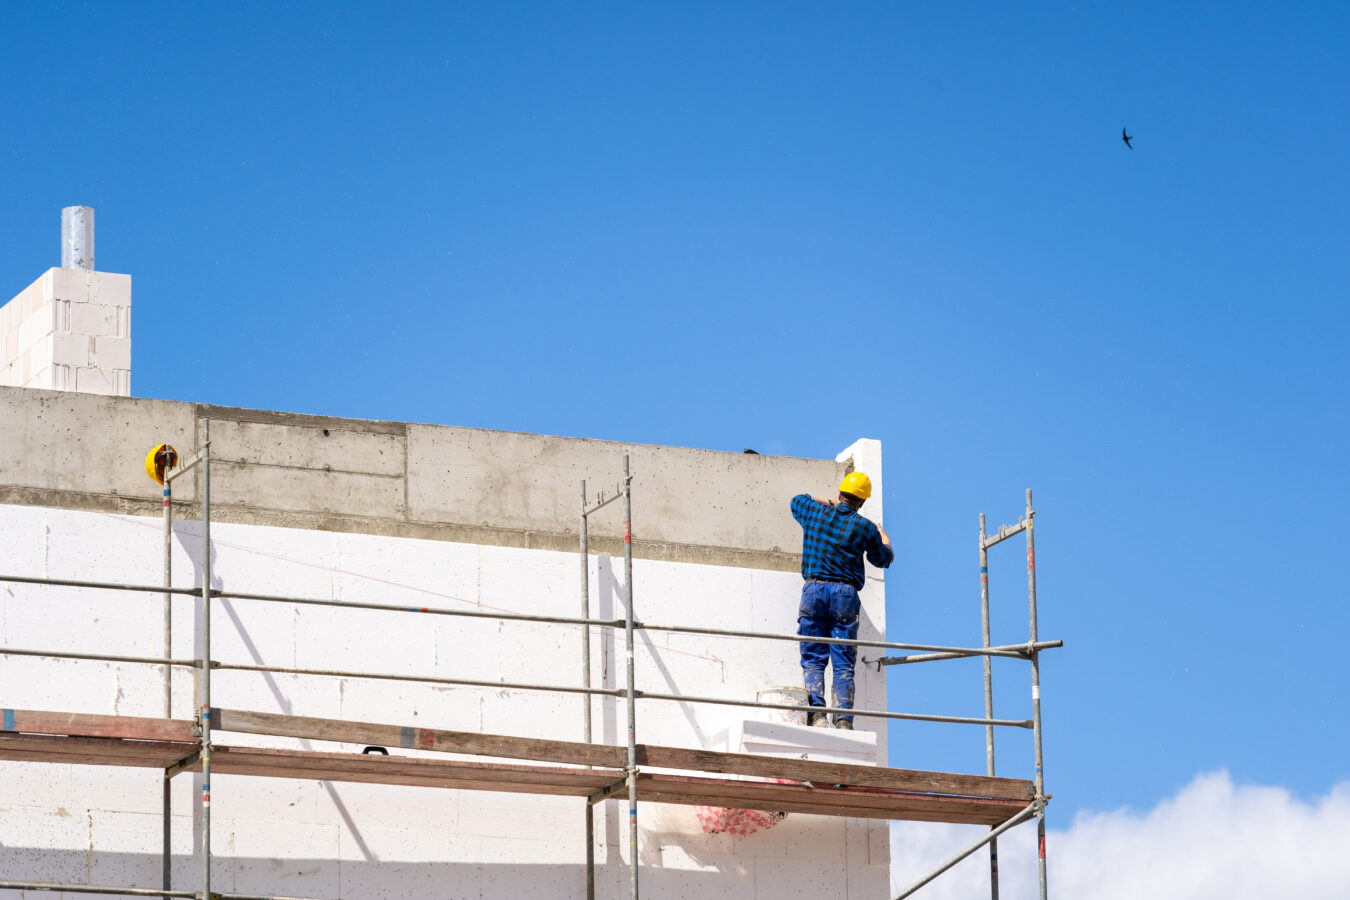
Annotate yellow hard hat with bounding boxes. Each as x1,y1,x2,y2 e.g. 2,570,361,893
145,444,178,484
839,471,872,500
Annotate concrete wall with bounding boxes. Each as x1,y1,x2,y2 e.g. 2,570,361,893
0,269,132,395
0,504,890,899
0,386,854,572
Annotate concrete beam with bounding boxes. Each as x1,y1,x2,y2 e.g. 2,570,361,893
0,386,847,570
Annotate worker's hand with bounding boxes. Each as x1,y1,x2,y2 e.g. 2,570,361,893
813,496,835,506
879,527,891,547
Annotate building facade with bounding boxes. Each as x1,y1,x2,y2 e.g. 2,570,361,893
0,346,891,897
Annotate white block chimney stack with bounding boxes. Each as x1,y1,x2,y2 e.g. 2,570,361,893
0,207,132,395
62,206,95,270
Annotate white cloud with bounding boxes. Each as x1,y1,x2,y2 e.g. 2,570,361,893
890,771,1350,899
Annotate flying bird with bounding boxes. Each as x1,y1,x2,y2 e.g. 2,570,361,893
1122,127,1133,149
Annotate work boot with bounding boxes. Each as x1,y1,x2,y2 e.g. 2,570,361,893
832,718,853,730
808,712,829,728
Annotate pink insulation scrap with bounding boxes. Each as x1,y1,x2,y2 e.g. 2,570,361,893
695,804,788,835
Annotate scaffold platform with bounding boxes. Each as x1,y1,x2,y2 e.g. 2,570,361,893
0,707,1035,827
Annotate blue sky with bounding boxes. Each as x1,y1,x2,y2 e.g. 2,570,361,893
2,1,1347,832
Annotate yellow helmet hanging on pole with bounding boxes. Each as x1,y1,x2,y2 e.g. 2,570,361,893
145,444,178,484
838,471,872,500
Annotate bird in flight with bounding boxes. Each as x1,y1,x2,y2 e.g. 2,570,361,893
1122,127,1133,149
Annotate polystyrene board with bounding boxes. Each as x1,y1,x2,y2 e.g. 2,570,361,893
752,813,847,862
322,779,459,833
336,833,484,899
70,766,183,817
715,718,878,767
210,772,320,825
230,818,341,898
754,854,837,898
459,792,582,844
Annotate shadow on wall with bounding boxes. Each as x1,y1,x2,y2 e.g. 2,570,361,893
172,525,382,865
595,556,717,754
0,847,883,899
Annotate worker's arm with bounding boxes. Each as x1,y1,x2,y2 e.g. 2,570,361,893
866,522,895,568
791,493,825,525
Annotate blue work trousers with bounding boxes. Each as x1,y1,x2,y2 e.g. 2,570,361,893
798,581,861,724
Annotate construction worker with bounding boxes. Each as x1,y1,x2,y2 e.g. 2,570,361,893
790,472,893,729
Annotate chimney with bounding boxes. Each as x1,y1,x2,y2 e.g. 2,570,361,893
0,207,131,395
62,206,95,270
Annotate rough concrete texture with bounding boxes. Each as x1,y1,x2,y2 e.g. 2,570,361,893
0,385,857,570
0,268,132,395
0,503,890,898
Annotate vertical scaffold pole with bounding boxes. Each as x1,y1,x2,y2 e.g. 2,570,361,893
1025,489,1047,900
622,455,638,900
162,460,173,892
581,480,595,900
581,480,593,744
199,421,213,900
979,513,999,900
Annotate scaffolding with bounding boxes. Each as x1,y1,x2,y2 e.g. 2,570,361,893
867,490,1050,899
0,420,1060,899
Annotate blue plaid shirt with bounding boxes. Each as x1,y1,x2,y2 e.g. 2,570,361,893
791,494,894,589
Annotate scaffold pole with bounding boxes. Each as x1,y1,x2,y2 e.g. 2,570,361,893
161,444,174,893
623,455,639,900
1026,489,1048,900
199,420,213,900
581,478,596,900
980,512,1000,900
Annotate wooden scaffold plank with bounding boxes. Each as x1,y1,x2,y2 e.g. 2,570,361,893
0,708,1039,825
0,708,195,742
213,707,1035,800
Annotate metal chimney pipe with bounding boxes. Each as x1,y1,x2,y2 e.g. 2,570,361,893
61,206,95,270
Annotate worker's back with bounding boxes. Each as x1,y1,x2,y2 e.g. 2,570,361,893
791,494,893,588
